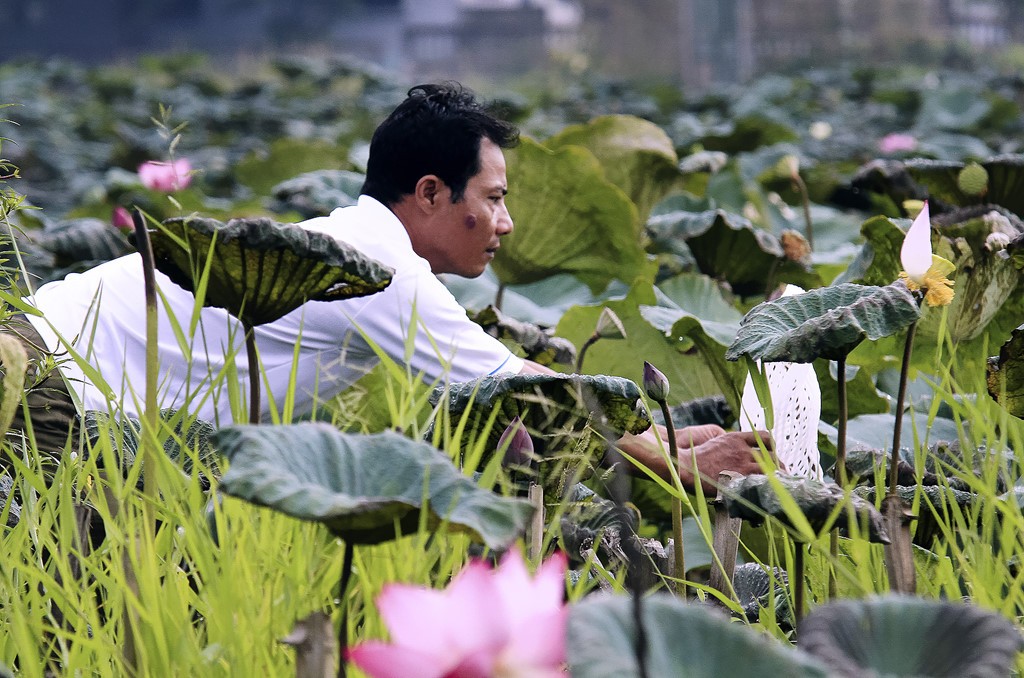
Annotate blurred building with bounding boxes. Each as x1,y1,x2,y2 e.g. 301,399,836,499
0,0,1018,85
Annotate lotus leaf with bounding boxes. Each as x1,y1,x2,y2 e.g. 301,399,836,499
546,114,683,223
83,408,219,490
722,473,889,543
905,155,1024,218
556,281,724,404
34,217,134,269
798,596,1023,678
645,208,816,297
732,562,792,625
428,373,649,486
214,424,532,547
567,593,830,678
152,215,393,326
469,305,576,366
988,324,1024,419
496,137,646,293
270,169,365,218
726,283,920,363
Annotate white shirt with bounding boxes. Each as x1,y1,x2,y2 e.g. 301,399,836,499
26,196,523,425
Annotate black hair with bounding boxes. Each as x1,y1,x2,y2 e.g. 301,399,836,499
360,82,519,206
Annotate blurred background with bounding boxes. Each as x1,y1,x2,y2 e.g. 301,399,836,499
5,0,1024,87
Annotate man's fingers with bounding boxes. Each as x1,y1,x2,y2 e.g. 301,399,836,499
734,430,774,451
675,424,726,447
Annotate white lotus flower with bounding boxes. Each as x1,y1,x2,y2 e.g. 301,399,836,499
900,200,933,285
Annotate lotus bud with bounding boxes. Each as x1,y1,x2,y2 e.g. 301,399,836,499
809,121,832,140
498,416,534,468
778,154,800,182
112,206,133,231
594,307,626,340
642,361,670,403
138,158,192,192
900,200,932,286
780,229,811,263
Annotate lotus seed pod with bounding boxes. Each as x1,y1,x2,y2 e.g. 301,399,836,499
957,162,989,196
780,229,811,263
902,199,925,219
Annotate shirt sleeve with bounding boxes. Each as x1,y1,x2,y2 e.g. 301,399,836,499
343,267,524,385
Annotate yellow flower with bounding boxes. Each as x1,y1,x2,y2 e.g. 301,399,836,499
898,199,955,306
899,255,955,306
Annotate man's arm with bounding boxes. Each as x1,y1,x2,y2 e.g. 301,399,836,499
517,360,772,493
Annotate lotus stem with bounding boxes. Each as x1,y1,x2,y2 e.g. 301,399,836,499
132,209,160,516
835,354,848,487
793,173,814,251
244,321,261,424
658,401,686,599
495,282,506,311
794,541,806,623
574,333,598,373
337,542,355,678
889,322,917,497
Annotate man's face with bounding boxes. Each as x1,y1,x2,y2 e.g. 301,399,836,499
431,138,514,277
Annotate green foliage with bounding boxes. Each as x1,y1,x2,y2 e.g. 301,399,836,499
497,137,647,293
215,423,533,547
726,283,921,363
988,323,1024,418
152,214,394,325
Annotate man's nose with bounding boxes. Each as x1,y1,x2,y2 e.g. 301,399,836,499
498,205,514,235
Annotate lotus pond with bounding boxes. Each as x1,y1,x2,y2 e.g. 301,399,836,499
2,55,1024,676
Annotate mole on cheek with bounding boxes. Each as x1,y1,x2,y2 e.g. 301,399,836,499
464,214,477,229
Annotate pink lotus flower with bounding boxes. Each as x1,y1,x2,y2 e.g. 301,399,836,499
138,159,192,191
347,549,568,678
878,133,918,154
112,205,134,231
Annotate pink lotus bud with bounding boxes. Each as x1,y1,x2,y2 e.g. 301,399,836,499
112,206,134,231
878,133,917,155
138,159,192,192
643,361,670,402
498,416,534,468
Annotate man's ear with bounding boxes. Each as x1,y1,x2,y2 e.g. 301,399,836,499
414,175,446,211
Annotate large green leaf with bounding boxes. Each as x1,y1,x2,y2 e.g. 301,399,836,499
152,215,393,326
639,273,747,413
495,137,646,293
645,208,817,297
905,155,1024,218
429,373,649,466
988,323,1024,418
798,596,1024,678
567,593,830,678
270,169,365,218
555,280,724,404
725,283,920,363
839,208,1024,342
722,472,889,543
546,114,683,222
213,424,532,547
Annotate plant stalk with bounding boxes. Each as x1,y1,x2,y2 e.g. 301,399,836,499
244,322,261,424
793,173,814,251
574,333,598,373
829,354,849,599
794,542,806,624
337,542,355,678
889,322,917,497
132,209,160,519
658,401,686,598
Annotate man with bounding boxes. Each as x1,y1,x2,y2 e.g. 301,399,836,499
12,82,770,490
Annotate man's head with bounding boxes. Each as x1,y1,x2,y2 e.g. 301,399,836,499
361,82,519,206
366,83,519,278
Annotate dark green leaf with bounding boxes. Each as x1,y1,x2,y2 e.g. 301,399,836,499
646,209,817,297
152,215,393,326
725,283,920,363
722,473,889,543
988,323,1024,418
271,169,366,218
798,596,1024,678
469,305,576,367
568,593,830,678
214,424,532,547
428,373,649,488
906,155,1024,218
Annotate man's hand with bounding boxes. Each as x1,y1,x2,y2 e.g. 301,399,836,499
616,425,776,494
